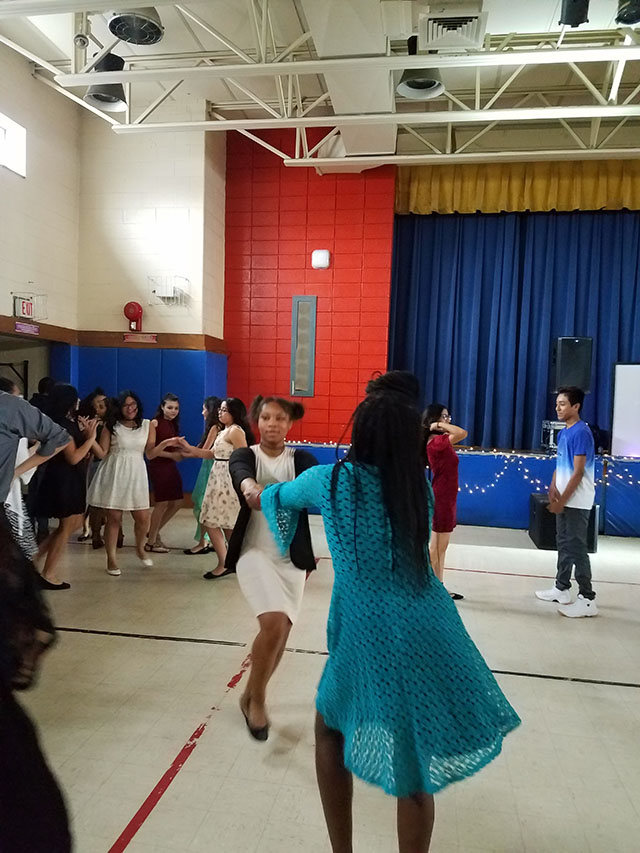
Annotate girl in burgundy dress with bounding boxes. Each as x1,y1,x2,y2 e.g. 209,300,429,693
423,404,468,601
146,393,185,552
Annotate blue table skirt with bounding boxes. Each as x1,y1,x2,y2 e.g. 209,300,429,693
288,444,639,537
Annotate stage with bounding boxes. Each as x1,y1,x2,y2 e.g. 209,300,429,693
290,444,640,537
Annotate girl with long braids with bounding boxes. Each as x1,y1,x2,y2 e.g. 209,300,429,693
227,396,317,740
183,396,222,556
252,371,519,853
182,397,254,578
146,392,185,553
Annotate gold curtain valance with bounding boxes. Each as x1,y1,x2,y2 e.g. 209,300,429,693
396,159,640,215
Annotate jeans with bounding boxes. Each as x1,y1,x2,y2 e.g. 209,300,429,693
555,507,595,600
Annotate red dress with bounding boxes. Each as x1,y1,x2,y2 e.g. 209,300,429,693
148,417,183,502
426,434,459,533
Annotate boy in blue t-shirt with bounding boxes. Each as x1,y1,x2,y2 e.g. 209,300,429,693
536,386,598,618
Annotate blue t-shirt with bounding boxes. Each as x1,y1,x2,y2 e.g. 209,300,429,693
556,420,595,510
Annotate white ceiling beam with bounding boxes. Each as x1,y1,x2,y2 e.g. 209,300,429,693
0,0,177,15
0,32,62,75
34,72,118,124
283,149,640,169
174,5,255,64
109,105,640,135
55,45,640,87
0,0,175,15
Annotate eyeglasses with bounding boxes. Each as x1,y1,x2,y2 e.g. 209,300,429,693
442,413,452,421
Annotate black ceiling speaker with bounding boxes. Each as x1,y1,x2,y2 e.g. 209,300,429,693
108,7,164,45
83,53,127,113
559,0,590,26
616,0,640,24
551,337,593,393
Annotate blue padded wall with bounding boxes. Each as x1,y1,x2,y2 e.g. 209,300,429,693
50,343,79,387
116,349,162,422
76,347,119,398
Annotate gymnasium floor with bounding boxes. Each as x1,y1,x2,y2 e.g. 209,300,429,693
23,513,640,853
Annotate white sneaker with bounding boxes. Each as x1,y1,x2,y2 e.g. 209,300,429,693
140,557,153,568
558,594,598,618
106,567,121,576
535,585,571,604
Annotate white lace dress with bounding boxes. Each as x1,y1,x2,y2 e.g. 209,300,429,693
236,445,306,624
88,420,150,511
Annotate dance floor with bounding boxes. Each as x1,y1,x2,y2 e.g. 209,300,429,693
23,513,640,852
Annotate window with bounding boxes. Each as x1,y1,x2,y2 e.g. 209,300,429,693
290,295,317,397
0,110,26,177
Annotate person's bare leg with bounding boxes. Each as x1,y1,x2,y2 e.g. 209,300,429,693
147,501,168,547
156,499,182,544
132,509,150,559
203,526,228,575
429,534,443,582
89,506,105,545
41,515,82,583
105,510,123,570
315,712,353,853
397,792,435,853
241,612,290,729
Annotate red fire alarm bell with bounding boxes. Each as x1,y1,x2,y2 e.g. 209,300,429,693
123,301,143,332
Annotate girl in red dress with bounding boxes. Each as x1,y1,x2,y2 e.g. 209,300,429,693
423,404,468,601
146,393,185,552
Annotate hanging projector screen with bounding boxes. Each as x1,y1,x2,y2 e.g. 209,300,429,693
611,363,640,457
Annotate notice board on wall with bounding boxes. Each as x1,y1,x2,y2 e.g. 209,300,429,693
611,363,640,458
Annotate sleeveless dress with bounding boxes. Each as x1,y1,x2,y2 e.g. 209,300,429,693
36,418,88,519
236,446,306,624
199,431,240,529
87,420,150,511
147,417,183,502
427,433,459,533
262,463,520,798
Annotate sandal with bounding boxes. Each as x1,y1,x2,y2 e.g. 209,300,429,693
145,543,170,554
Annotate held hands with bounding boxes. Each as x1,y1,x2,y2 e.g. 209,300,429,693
242,481,264,511
78,416,99,439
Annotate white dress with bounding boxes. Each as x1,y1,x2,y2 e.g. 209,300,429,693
236,446,306,624
87,420,150,511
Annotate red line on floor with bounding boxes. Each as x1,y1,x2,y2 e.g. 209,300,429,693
107,653,252,853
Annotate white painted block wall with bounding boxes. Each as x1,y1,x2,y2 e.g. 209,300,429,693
0,45,80,329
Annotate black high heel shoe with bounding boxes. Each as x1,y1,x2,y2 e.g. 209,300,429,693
240,700,269,742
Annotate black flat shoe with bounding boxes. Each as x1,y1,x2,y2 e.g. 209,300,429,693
39,577,71,590
449,591,464,601
92,539,104,550
240,702,269,742
184,546,213,555
76,533,90,542
202,567,236,580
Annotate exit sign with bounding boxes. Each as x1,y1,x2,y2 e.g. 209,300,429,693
13,296,35,319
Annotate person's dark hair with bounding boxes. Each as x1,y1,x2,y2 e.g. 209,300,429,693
199,396,223,447
421,403,448,455
106,389,144,432
0,377,18,394
78,387,106,418
250,395,305,423
557,386,585,411
47,383,79,425
38,377,55,395
332,370,431,582
154,392,180,432
224,397,255,445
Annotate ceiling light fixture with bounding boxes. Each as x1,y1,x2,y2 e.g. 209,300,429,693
396,34,445,101
559,0,590,27
616,0,640,24
83,53,127,113
108,7,164,45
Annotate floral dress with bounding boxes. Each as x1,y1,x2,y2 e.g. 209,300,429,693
199,431,240,529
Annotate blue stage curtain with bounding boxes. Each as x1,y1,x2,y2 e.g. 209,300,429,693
390,210,640,450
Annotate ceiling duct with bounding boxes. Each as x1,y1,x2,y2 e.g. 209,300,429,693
108,7,164,45
83,52,127,112
396,35,444,100
417,2,487,50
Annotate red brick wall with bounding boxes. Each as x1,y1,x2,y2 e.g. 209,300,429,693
224,130,395,443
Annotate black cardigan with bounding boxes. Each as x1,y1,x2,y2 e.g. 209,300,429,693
226,447,318,573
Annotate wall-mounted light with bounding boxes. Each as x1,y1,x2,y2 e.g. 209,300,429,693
311,249,331,269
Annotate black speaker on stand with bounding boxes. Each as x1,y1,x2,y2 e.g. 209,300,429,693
551,337,593,392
